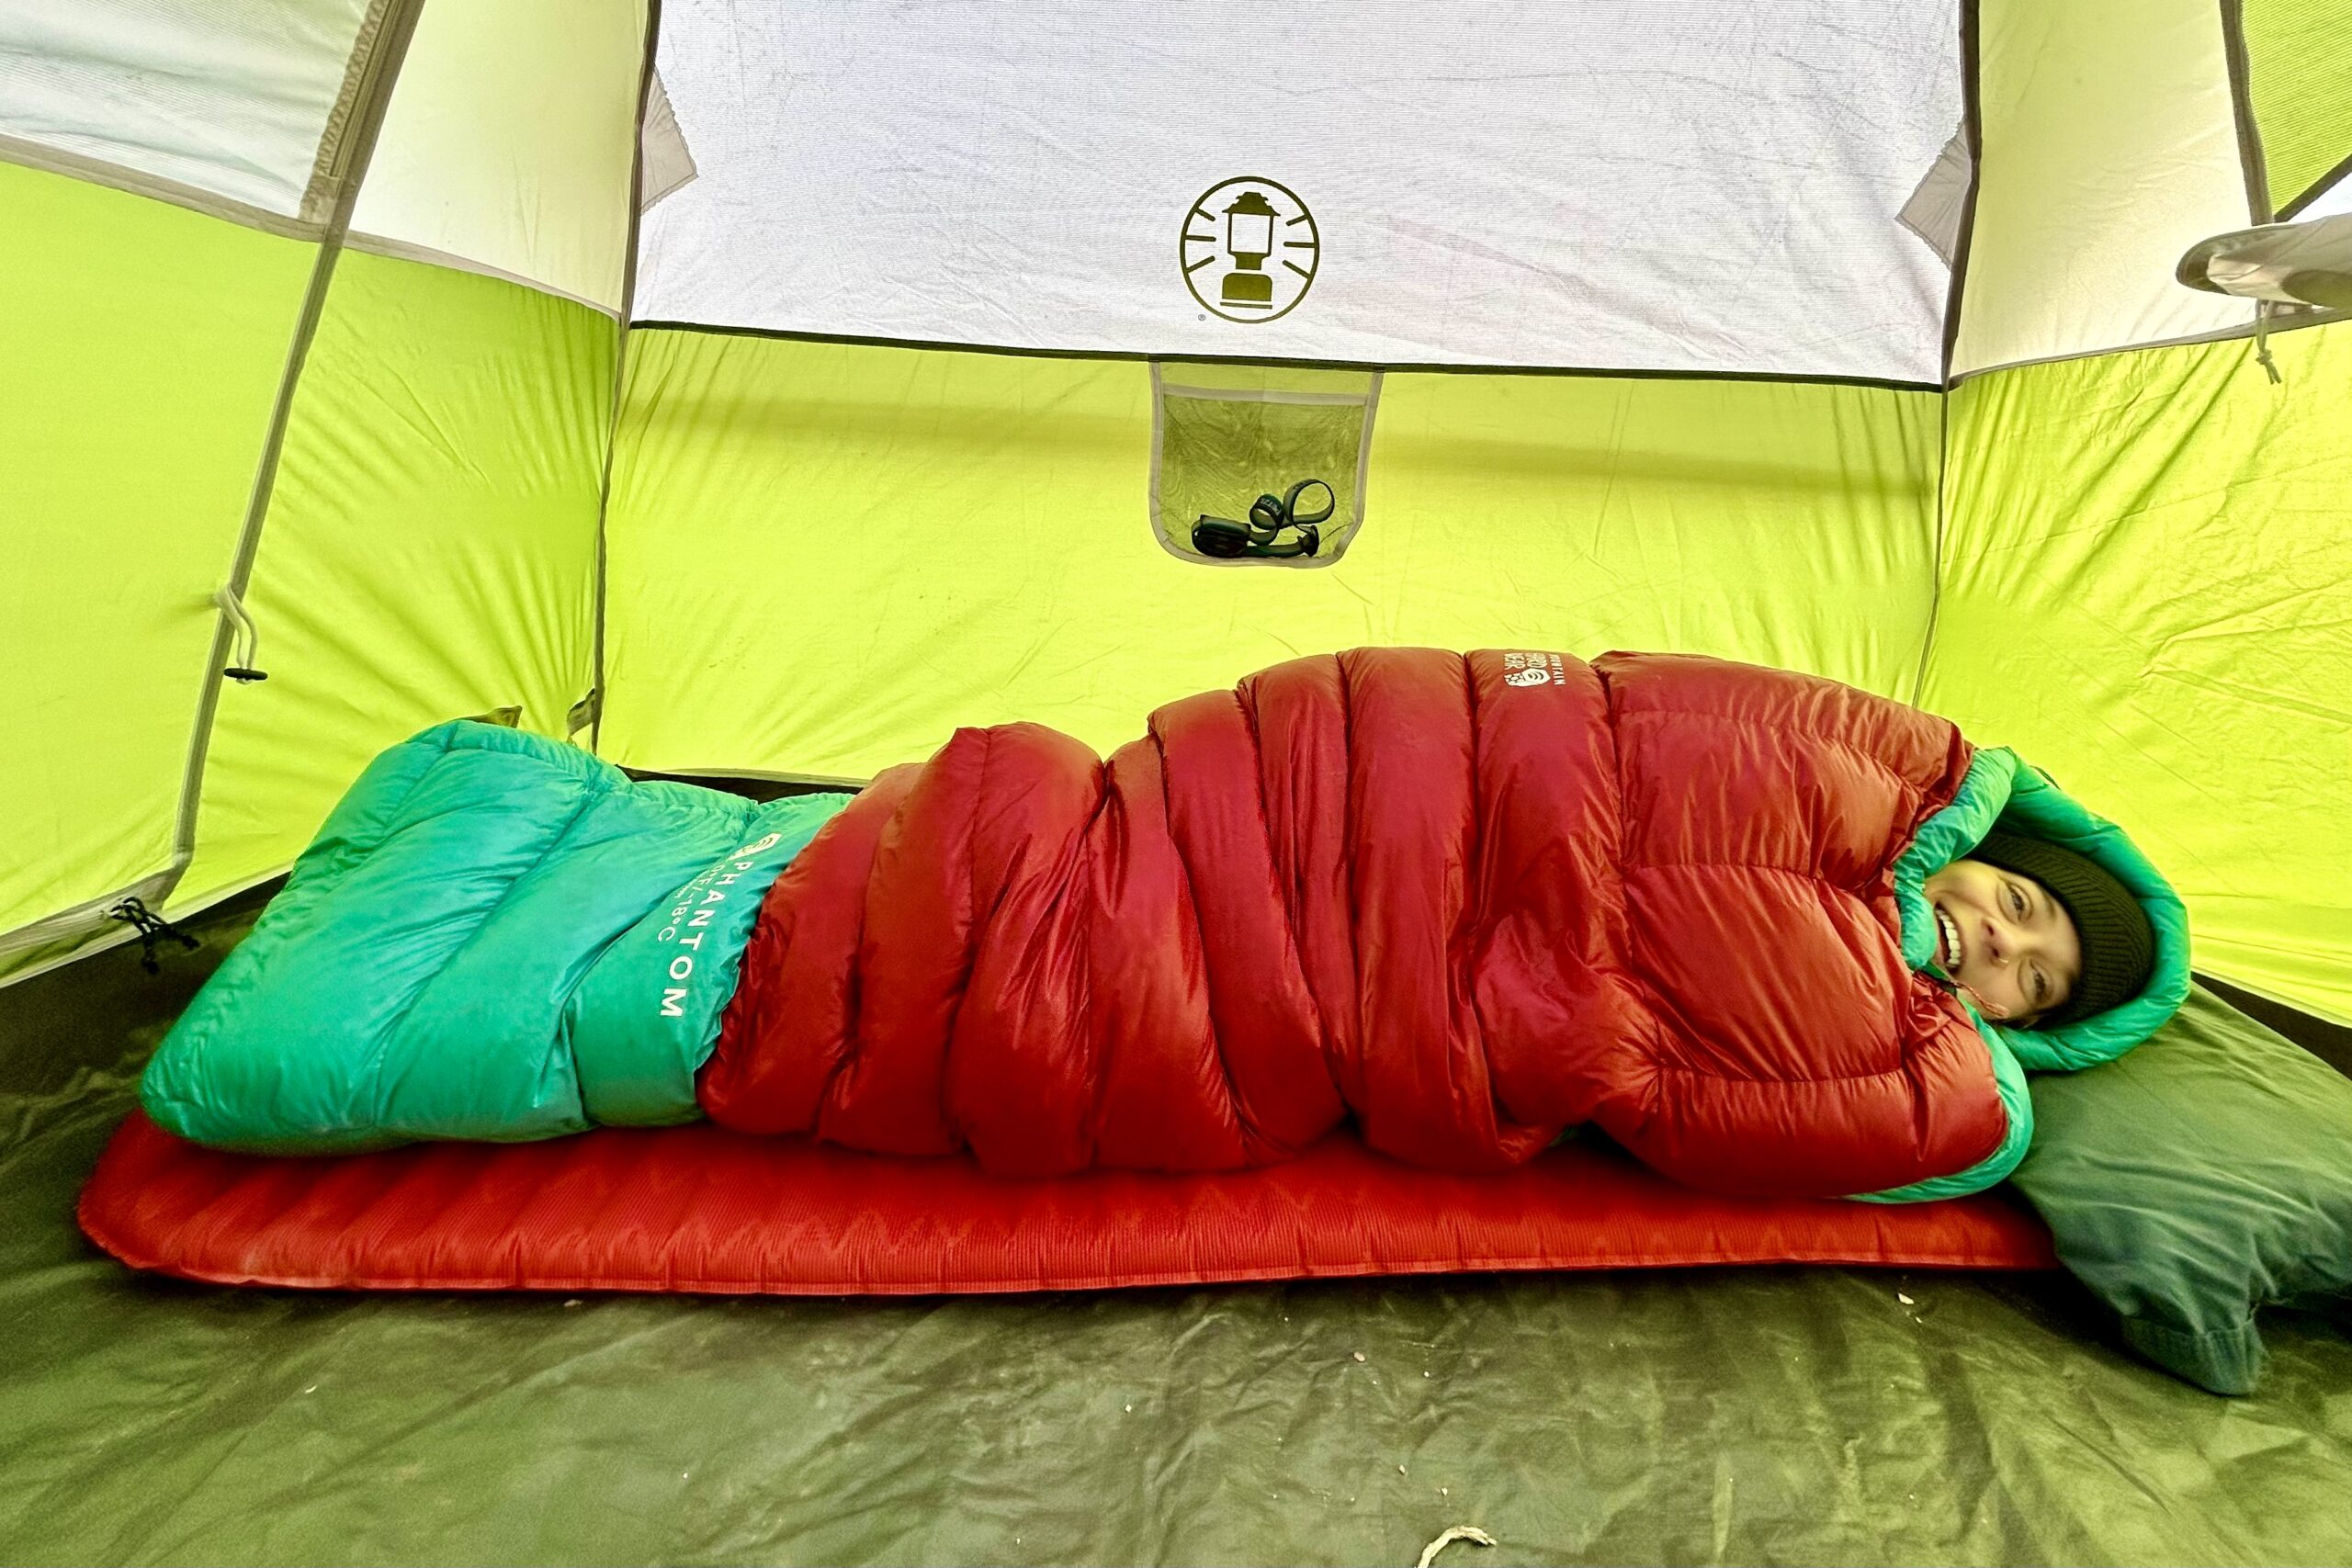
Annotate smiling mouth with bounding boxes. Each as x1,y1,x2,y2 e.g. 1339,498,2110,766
1935,903,1964,971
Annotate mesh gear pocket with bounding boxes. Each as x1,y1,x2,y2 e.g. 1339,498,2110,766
1149,363,1380,567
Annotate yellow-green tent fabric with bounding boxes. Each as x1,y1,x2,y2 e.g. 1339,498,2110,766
5,0,2345,1026
3,1,2349,1558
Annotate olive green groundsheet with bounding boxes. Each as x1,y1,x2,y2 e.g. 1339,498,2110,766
3,898,2348,1566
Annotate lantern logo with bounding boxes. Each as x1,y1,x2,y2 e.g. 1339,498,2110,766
1182,177,1318,323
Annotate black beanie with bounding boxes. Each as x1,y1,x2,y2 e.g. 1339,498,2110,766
1963,829,2154,1030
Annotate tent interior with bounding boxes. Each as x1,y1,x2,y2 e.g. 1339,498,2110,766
5,0,2351,1560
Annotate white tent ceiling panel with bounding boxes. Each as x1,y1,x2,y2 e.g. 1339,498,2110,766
350,0,648,311
636,0,1962,382
1950,0,2254,378
0,0,374,217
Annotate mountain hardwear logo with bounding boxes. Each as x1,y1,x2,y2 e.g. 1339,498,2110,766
1503,651,1566,686
1182,177,1318,323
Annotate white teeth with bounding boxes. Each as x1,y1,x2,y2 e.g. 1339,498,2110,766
1936,908,1962,969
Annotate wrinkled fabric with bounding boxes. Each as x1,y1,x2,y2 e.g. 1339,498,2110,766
2009,995,2352,1395
140,721,850,1152
16,897,2351,1566
705,648,2001,1199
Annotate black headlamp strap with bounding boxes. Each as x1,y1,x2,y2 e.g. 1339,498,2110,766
1193,477,1332,560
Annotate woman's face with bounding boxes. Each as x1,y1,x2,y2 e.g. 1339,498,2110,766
1921,858,2082,1026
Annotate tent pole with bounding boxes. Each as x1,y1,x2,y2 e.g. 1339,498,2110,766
1916,0,1984,709
2216,0,2274,225
584,0,668,757
157,0,430,915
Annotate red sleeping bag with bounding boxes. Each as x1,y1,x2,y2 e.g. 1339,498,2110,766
707,648,1996,1199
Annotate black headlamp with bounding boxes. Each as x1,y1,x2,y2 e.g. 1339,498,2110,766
1192,479,1335,560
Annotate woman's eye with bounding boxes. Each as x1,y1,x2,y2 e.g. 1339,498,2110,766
2032,969,2047,1004
2009,885,2026,918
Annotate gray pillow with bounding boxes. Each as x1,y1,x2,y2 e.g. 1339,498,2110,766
2007,984,2352,1394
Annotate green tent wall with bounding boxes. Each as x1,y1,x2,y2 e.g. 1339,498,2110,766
5,0,2346,1027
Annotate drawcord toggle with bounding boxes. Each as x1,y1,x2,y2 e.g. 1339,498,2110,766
1924,963,2015,1024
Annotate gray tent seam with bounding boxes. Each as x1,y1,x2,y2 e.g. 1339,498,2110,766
626,321,1943,394
300,0,411,228
151,0,432,929
0,863,300,990
2216,0,2275,226
584,0,670,752
1947,303,2350,386
1908,392,1951,712
0,152,619,322
1937,0,1984,388
341,232,625,320
0,869,179,970
0,134,325,242
1918,0,1979,711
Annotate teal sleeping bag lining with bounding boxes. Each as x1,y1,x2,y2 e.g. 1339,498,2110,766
141,721,851,1154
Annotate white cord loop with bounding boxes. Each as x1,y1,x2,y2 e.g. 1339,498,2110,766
212,586,269,682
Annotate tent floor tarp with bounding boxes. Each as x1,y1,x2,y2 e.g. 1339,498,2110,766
4,899,2350,1564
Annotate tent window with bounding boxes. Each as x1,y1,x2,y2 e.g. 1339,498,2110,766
1148,364,1379,569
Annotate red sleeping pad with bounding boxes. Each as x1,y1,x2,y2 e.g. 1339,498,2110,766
81,1111,2055,1293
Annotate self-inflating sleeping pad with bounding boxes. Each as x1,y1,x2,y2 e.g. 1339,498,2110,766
133,648,2188,1222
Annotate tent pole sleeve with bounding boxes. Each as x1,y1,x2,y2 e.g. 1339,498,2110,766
1910,389,1951,709
1938,0,1984,388
1918,0,1982,706
2216,0,2274,225
586,0,666,753
159,0,431,913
